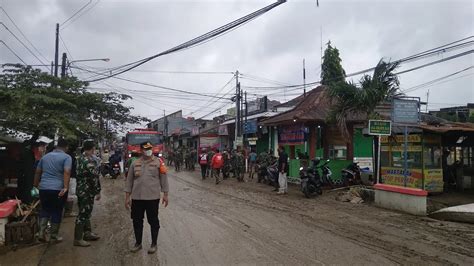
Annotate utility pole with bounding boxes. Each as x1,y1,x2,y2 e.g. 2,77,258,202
163,110,168,150
54,23,59,77
240,88,244,137
303,58,306,97
425,89,430,113
50,61,54,76
234,70,240,148
244,91,248,146
61,53,67,78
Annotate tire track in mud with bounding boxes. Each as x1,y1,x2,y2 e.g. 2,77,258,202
171,172,468,265
171,177,324,265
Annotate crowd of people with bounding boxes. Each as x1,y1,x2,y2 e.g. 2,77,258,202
164,146,289,194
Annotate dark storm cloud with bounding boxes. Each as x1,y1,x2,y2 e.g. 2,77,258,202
2,0,473,119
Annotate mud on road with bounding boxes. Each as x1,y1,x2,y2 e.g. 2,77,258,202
2,169,473,265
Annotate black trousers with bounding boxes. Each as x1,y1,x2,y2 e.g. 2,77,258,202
131,199,160,245
200,164,207,178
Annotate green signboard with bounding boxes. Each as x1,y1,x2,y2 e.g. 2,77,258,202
369,120,391,136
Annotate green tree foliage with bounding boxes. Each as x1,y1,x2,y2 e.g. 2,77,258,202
321,41,346,86
327,60,401,137
0,64,148,142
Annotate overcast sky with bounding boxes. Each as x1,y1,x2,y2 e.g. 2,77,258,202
1,0,473,124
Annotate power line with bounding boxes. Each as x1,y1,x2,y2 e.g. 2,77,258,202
396,50,473,75
188,76,235,115
62,0,101,30
59,34,75,61
0,40,28,64
402,70,474,94
61,0,93,27
85,1,286,82
0,7,49,63
0,23,48,69
71,65,233,99
242,37,474,90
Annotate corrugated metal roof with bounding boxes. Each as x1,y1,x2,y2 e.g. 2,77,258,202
220,111,281,125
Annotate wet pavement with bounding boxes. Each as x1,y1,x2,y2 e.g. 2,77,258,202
1,169,474,265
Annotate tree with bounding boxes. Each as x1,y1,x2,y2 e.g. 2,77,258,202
0,64,148,142
321,41,346,86
327,60,401,137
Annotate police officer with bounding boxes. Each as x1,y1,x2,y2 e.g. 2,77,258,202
125,142,169,254
74,141,101,247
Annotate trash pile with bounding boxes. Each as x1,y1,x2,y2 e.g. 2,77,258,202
335,186,374,204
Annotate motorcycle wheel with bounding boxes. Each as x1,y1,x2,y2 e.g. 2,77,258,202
303,186,311,198
316,187,323,195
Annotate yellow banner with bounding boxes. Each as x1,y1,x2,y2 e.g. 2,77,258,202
381,145,422,152
381,167,423,189
424,169,443,192
381,135,421,143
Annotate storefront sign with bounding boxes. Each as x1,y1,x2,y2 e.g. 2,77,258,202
368,120,391,136
392,99,420,124
244,120,258,134
424,169,443,192
191,127,199,136
248,137,258,146
381,134,422,143
381,167,423,189
381,145,422,152
218,125,229,136
199,136,220,149
278,125,305,145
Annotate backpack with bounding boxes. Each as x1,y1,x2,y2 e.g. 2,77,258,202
199,153,208,165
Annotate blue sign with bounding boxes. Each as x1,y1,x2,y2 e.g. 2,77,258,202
244,120,258,134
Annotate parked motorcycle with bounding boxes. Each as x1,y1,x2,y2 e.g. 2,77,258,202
341,162,362,186
266,161,279,190
300,159,330,198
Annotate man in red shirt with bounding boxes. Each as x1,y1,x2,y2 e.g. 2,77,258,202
211,149,224,185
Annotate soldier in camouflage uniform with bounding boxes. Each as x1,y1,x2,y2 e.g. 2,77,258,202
74,141,101,247
232,150,245,182
256,151,271,183
222,150,231,179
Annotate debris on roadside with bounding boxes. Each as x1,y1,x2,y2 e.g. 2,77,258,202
334,186,375,204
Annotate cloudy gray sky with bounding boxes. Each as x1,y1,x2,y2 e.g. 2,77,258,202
2,0,473,124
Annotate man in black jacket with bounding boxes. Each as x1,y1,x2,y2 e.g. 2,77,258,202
277,146,288,195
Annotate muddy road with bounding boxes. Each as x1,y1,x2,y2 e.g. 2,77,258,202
2,169,474,265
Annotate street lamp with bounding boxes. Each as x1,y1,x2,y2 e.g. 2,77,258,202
67,58,110,67
63,57,110,77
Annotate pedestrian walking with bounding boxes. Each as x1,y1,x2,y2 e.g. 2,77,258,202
74,141,102,247
198,149,208,180
125,142,169,254
206,149,215,178
222,150,231,179
248,149,257,180
277,147,288,195
211,149,224,184
33,138,72,243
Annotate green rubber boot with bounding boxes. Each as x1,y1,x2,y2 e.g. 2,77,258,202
83,220,100,241
73,224,91,247
50,223,63,243
37,218,49,242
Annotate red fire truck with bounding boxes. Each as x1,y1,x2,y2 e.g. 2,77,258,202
125,128,164,158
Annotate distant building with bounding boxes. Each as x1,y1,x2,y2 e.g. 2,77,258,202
430,103,474,123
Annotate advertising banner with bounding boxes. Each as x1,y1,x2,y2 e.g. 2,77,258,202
218,125,229,136
381,167,423,189
278,125,305,145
